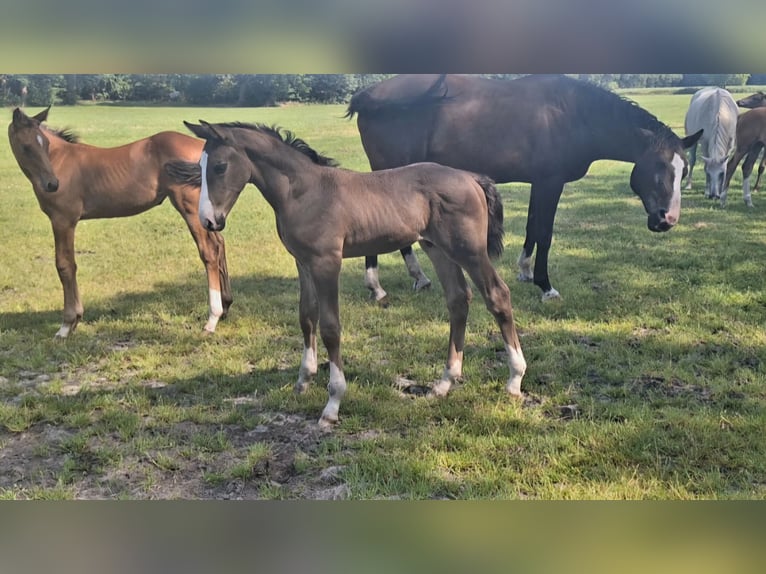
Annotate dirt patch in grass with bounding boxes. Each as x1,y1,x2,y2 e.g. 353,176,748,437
0,410,370,500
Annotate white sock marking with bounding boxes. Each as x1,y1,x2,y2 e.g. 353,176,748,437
320,361,347,424
505,343,526,397
204,287,223,332
364,266,387,301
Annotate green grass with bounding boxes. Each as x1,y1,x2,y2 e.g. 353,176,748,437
1,97,765,499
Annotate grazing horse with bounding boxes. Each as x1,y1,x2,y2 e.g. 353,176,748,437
7,107,232,338
346,74,702,301
172,120,526,428
735,91,766,195
724,107,766,207
683,87,738,205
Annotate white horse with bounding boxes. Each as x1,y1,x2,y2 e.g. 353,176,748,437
684,87,738,206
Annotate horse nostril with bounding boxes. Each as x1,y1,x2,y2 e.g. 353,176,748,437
46,180,59,192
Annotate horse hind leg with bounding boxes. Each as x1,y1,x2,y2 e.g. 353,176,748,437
741,149,759,208
52,222,83,338
418,241,470,397
465,257,527,397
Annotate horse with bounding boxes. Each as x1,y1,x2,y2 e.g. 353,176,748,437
683,87,738,205
7,106,232,338
735,91,766,195
737,92,766,109
169,120,526,428
723,107,766,207
346,74,703,301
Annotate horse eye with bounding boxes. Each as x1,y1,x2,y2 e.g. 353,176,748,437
213,162,227,175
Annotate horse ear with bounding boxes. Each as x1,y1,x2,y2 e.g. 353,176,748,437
682,129,703,149
199,120,227,142
183,120,209,139
32,106,51,123
12,107,26,123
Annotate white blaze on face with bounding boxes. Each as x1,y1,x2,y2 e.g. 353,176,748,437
36,134,44,147
198,151,215,227
668,152,684,225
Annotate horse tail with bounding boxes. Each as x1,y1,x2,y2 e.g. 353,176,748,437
344,74,449,119
164,160,201,187
475,174,504,259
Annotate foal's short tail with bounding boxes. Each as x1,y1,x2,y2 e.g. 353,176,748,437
164,160,202,187
475,175,504,259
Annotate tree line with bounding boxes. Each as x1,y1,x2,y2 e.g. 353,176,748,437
1,74,762,108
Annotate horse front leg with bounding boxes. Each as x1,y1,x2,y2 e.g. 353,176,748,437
753,151,765,193
418,241,470,397
308,257,346,428
741,149,759,208
212,231,233,318
529,180,564,301
517,190,536,283
685,143,697,190
51,221,83,338
174,197,228,333
295,260,319,394
400,245,431,291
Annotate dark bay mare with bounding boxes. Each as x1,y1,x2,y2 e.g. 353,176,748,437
171,120,526,428
346,74,703,301
7,107,232,338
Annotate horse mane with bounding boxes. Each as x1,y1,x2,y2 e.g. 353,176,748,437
560,76,678,146
345,74,450,119
42,125,80,144
215,122,338,167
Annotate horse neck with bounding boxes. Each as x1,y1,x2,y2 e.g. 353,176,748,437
579,97,672,164
240,131,318,211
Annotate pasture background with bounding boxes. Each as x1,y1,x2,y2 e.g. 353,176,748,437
0,94,765,499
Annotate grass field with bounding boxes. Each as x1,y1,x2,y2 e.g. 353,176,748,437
1,93,765,499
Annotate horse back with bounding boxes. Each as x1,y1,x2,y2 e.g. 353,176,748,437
351,74,590,182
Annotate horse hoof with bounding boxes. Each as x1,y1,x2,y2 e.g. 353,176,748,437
201,327,216,336
295,381,310,394
317,415,338,430
517,273,534,283
413,278,432,292
541,288,561,301
376,296,390,308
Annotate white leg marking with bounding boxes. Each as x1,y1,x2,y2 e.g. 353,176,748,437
505,343,527,398
203,288,223,333
668,153,684,225
198,151,216,227
517,250,534,282
403,251,431,291
541,288,561,301
364,266,388,302
296,344,317,393
743,175,753,207
319,361,347,427
55,324,71,339
431,357,463,397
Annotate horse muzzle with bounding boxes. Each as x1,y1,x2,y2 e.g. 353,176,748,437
203,214,226,232
647,210,676,233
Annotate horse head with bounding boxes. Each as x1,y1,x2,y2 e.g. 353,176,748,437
736,92,766,109
184,120,250,232
630,128,703,231
8,106,59,193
